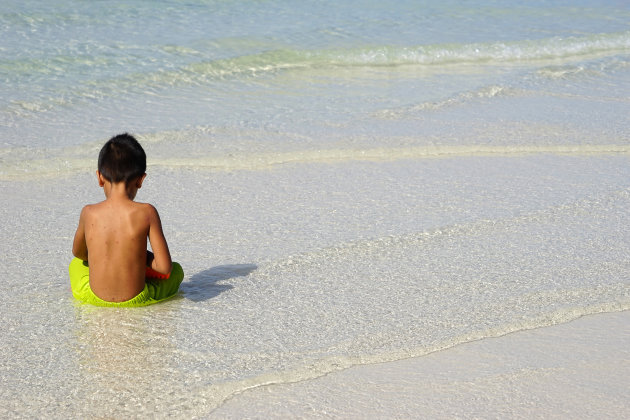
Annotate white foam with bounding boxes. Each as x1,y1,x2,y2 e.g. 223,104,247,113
2,143,629,180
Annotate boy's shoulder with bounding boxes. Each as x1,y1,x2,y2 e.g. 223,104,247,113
127,201,161,220
81,200,157,216
131,201,158,212
79,201,100,215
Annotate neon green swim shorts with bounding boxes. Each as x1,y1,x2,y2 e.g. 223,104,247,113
69,257,184,307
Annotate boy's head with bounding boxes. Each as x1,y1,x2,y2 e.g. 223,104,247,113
97,133,146,184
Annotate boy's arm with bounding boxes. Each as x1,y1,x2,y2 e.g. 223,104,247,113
146,205,172,275
72,207,89,261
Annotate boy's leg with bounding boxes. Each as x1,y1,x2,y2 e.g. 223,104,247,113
146,262,184,301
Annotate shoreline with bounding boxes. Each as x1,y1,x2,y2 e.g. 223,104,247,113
213,310,630,418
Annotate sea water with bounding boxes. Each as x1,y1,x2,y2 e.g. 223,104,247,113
1,0,629,417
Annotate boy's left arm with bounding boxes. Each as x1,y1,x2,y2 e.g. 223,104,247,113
72,207,89,261
146,204,172,275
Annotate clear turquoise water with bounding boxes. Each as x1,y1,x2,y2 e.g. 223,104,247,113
1,1,629,417
1,0,629,153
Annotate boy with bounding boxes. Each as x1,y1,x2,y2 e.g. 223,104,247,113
69,133,184,307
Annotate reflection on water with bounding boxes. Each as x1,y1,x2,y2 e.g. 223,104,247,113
72,303,183,416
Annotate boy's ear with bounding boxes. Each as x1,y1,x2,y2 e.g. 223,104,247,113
96,170,106,187
136,173,147,189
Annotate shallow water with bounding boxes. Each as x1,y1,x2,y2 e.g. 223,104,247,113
1,0,629,417
213,311,630,418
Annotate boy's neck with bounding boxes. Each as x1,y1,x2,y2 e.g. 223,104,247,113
103,181,138,201
97,172,144,201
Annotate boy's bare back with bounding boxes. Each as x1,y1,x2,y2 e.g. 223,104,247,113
72,176,172,302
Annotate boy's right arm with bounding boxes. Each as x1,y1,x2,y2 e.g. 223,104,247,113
72,207,89,261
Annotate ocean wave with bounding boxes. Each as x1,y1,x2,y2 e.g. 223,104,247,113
2,143,629,180
4,31,629,116
116,31,630,80
202,300,630,413
311,31,630,67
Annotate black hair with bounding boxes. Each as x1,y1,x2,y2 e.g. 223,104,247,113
97,133,146,183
